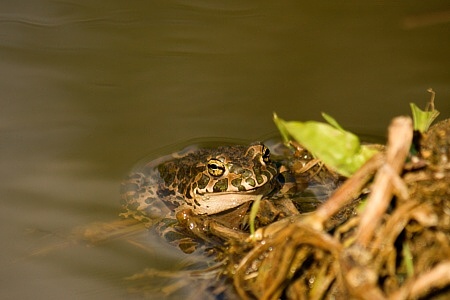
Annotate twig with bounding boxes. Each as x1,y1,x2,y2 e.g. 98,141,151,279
308,152,384,230
355,117,413,247
389,261,450,300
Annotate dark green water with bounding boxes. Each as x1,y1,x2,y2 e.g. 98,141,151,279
1,1,449,299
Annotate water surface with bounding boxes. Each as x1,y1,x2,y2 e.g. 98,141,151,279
1,1,449,299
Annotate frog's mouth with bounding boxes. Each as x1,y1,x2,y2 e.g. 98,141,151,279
191,184,273,215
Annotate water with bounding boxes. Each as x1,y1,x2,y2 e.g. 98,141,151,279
1,1,449,299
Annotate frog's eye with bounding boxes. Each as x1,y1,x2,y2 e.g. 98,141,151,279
207,159,226,177
262,145,270,163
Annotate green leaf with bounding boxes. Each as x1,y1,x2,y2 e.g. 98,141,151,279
321,112,345,131
402,242,414,277
410,103,440,133
410,88,440,133
273,112,290,143
274,114,378,177
249,195,262,240
410,102,437,132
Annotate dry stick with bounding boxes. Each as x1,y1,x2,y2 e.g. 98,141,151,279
261,226,343,300
338,117,413,300
389,261,450,300
355,117,413,247
339,244,387,300
234,224,342,300
309,152,384,231
371,200,419,273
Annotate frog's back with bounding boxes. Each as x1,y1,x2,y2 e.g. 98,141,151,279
120,146,219,224
120,158,173,223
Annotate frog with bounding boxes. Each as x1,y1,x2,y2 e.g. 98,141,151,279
120,142,299,252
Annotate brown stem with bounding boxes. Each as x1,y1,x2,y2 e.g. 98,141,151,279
310,152,384,230
389,261,450,300
355,117,413,247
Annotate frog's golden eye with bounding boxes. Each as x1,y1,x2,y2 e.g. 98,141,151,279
262,145,270,163
207,159,226,177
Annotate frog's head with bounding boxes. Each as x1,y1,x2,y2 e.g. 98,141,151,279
186,143,278,215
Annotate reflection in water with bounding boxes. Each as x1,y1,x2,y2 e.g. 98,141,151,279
0,1,449,299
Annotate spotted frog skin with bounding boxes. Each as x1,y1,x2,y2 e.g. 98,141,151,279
120,143,287,225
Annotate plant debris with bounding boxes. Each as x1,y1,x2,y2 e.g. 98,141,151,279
222,116,450,299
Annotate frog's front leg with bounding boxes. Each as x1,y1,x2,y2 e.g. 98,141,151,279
176,209,248,245
153,213,229,255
